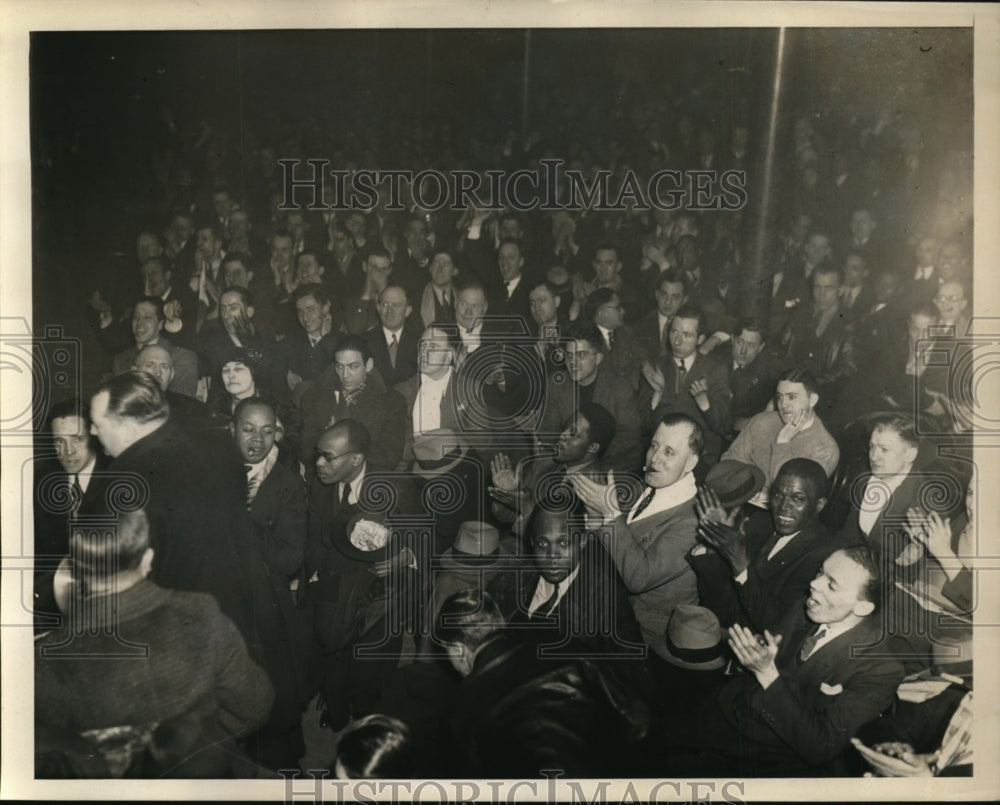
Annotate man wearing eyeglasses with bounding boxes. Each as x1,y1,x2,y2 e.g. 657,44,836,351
363,285,420,389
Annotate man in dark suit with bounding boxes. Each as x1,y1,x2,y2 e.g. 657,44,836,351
298,334,408,472
716,317,789,433
838,253,877,321
33,399,110,631
662,543,904,777
632,269,688,366
643,304,733,470
512,505,646,659
363,285,421,390
691,458,841,633
583,286,644,393
281,283,341,391
486,238,532,327
138,255,200,349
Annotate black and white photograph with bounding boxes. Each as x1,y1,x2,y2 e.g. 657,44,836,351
2,1,998,800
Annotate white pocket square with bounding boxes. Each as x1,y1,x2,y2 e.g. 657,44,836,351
819,682,843,696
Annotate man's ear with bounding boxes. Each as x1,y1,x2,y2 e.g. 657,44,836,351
138,547,155,579
809,392,819,409
365,358,375,374
228,421,236,438
404,304,413,319
696,333,706,346
683,450,700,476
246,305,255,320
586,441,601,456
853,599,875,618
554,295,561,309
593,350,604,367
815,496,828,514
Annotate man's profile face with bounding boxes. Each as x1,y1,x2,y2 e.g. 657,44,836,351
531,513,586,584
529,286,558,326
732,328,764,368
455,288,487,331
498,242,523,282
418,327,455,378
52,414,97,474
593,249,621,284
554,412,594,465
868,426,917,477
770,472,822,536
315,430,357,486
334,349,372,394
196,227,219,259
295,293,328,336
655,281,685,318
807,550,873,625
233,403,277,465
89,390,129,458
812,271,840,311
668,315,702,360
644,421,697,489
134,345,174,392
132,301,163,346
774,380,815,425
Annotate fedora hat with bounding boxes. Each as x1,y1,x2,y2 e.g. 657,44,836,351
704,460,766,509
413,428,468,478
661,605,726,670
439,521,507,570
334,513,397,564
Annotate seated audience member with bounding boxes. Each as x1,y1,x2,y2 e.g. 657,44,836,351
721,368,839,511
210,346,301,468
777,263,857,412
837,253,875,320
299,334,407,472
854,269,906,348
440,590,650,778
662,544,904,777
428,521,514,627
486,238,532,324
132,344,213,433
418,249,459,328
718,317,789,434
902,235,941,308
261,229,298,337
570,413,702,669
583,286,643,392
35,510,274,778
282,283,341,394
642,304,732,470
691,458,839,633
302,420,419,730
332,714,416,780
632,269,688,365
342,247,393,335
33,399,109,631
571,244,643,326
538,320,643,474
489,403,615,532
363,285,421,389
138,255,199,346
108,296,199,397
526,280,567,374
511,504,645,657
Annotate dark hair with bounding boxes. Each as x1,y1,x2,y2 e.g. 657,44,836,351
134,295,166,324
527,502,589,543
221,251,252,272
454,275,487,296
732,316,764,340
270,228,294,245
775,457,830,501
380,284,410,305
838,542,882,608
582,287,618,323
435,589,504,652
220,284,253,308
71,508,151,591
334,714,414,779
232,396,275,424
324,418,372,457
813,263,843,285
333,334,373,364
909,301,938,321
577,403,616,457
97,371,170,424
672,304,706,336
593,243,621,261
292,282,329,309
657,269,688,295
139,255,171,277
564,319,604,353
657,412,704,456
47,397,91,433
869,412,919,450
364,245,392,264
497,237,522,256
296,249,323,266
196,220,224,243
777,367,819,397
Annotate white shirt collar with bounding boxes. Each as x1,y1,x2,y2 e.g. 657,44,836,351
504,275,522,295
246,444,279,484
529,565,582,616
628,472,697,524
76,455,97,494
383,325,403,344
341,464,366,506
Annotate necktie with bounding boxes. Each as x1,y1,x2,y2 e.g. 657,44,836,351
244,464,259,508
631,487,655,521
607,330,615,350
756,532,782,568
535,582,560,619
799,626,828,662
70,474,83,517
388,333,398,368
341,481,352,508
506,280,515,299
675,360,687,394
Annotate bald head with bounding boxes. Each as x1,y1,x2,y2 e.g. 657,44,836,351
132,344,174,392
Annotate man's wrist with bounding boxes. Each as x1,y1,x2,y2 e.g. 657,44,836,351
755,665,780,690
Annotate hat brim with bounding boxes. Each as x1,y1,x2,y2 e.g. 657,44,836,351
659,630,726,670
412,442,468,478
708,464,768,509
438,544,510,571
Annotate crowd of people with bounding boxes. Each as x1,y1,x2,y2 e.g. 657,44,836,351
30,51,976,780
